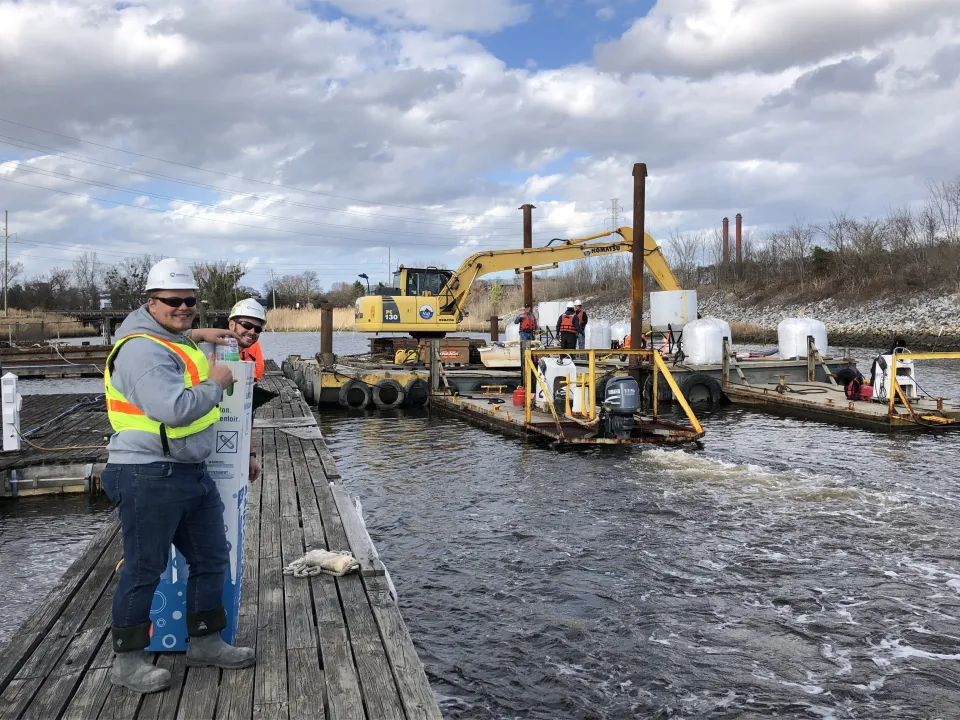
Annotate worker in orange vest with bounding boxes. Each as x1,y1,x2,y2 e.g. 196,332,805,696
228,299,266,382
515,302,538,342
555,302,581,349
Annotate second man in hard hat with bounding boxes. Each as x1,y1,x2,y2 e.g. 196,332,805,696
228,298,266,383
100,258,259,695
573,299,588,349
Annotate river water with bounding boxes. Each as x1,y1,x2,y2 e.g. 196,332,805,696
2,331,959,719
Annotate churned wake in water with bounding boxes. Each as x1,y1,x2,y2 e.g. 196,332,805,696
323,387,960,719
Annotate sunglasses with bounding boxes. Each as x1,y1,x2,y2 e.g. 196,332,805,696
152,296,197,308
235,320,263,334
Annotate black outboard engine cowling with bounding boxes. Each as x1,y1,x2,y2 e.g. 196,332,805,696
600,376,640,439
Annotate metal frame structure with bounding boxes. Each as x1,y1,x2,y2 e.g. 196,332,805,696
523,347,704,437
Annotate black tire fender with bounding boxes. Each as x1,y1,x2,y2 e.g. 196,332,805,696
339,379,371,410
643,375,673,405
678,372,722,404
372,378,404,409
404,378,430,407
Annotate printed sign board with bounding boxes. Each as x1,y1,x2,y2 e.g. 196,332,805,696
148,359,254,651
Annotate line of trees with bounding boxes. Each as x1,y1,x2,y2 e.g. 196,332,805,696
0,253,365,312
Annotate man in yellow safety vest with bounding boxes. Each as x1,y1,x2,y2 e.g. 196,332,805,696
100,258,260,694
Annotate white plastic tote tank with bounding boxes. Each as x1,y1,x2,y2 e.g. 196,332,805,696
682,318,732,365
650,290,698,332
778,317,828,359
537,301,563,332
584,319,611,349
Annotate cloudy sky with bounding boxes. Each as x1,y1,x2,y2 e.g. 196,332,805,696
1,0,959,294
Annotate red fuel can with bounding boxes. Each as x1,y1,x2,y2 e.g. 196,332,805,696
513,387,527,406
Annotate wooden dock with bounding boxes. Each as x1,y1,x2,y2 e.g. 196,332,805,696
0,368,443,719
0,394,109,497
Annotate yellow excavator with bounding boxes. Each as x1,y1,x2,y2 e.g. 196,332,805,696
354,226,679,338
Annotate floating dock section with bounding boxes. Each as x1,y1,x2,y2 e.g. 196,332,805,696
722,348,960,431
0,365,443,718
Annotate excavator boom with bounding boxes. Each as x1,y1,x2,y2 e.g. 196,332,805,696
354,226,680,336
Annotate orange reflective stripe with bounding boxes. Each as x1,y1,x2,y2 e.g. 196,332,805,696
107,398,146,416
123,333,201,386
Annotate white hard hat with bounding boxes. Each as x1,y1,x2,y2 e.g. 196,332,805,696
574,299,582,306
230,298,267,323
566,301,575,309
146,258,198,291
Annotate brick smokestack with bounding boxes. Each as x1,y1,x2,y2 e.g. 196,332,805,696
735,213,743,265
722,216,729,265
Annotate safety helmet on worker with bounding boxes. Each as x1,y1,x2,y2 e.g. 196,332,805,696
229,298,267,324
574,299,582,306
146,258,198,291
566,301,574,309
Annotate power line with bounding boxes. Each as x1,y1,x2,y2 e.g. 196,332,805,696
0,116,607,225
0,134,587,232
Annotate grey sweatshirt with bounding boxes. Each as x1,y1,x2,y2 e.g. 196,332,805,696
106,305,223,465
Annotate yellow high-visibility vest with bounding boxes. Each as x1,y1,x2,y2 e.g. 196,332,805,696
104,333,220,438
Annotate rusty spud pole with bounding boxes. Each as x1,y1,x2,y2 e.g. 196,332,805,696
630,163,647,367
520,203,535,309
319,301,334,367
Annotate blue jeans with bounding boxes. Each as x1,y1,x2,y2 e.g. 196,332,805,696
577,332,585,350
101,461,228,649
519,330,535,342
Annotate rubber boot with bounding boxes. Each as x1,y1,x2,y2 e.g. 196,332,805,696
186,633,256,669
110,650,171,693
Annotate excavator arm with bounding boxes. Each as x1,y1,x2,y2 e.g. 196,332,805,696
354,226,681,337
437,226,679,313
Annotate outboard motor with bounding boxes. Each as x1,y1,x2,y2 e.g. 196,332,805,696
600,376,640,439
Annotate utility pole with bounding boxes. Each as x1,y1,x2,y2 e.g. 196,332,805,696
3,211,8,317
608,198,620,231
630,164,647,368
387,248,391,285
269,269,277,309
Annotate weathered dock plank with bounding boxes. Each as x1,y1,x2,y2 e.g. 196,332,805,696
0,362,442,719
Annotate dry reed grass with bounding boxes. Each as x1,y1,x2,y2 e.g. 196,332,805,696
266,307,355,331
0,310,97,342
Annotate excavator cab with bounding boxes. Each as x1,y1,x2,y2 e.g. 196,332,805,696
356,265,459,338
392,266,453,299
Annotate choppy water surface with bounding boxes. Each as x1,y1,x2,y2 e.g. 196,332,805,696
316,341,960,720
3,332,960,719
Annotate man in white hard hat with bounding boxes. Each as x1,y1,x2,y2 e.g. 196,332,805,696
555,301,581,350
100,258,259,694
573,299,588,350
228,297,266,383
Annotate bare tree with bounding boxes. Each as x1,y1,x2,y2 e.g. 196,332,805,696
816,210,858,255
667,229,705,289
926,177,960,243
72,252,102,310
104,255,159,311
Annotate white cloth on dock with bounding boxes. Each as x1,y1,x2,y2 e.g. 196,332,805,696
283,549,360,578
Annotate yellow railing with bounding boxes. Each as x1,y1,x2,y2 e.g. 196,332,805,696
887,352,960,421
522,347,703,437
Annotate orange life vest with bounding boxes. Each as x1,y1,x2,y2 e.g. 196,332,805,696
240,341,265,382
558,313,577,334
575,310,585,327
623,333,647,349
519,312,537,332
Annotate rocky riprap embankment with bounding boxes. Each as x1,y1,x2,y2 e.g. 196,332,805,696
582,290,960,350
